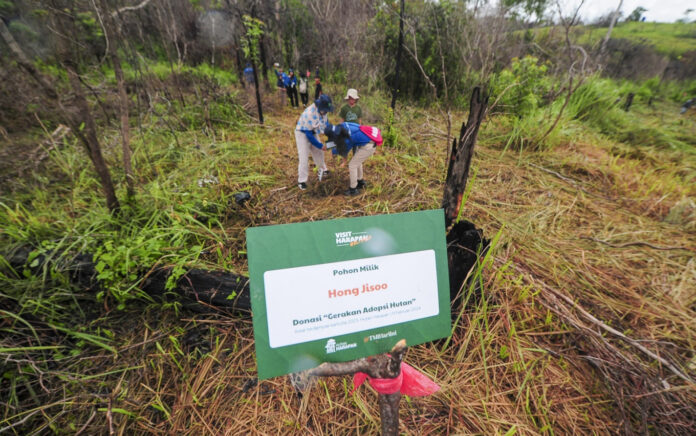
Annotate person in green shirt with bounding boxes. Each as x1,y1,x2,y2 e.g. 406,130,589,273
339,88,362,124
335,89,363,166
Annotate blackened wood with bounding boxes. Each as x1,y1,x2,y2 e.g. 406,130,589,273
446,219,488,303
623,92,634,112
442,87,488,229
251,60,264,124
5,247,251,314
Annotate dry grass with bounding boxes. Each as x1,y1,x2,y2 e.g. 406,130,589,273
2,91,695,435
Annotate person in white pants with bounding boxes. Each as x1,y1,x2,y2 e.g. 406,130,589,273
324,122,382,196
294,94,333,190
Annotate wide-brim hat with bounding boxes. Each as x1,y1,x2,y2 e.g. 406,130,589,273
344,88,359,100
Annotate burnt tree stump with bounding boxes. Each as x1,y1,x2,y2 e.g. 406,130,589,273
623,92,635,112
442,86,488,229
442,87,489,302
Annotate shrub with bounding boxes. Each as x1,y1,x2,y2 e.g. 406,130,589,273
490,56,552,117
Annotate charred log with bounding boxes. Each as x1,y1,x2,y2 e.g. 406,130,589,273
5,246,250,314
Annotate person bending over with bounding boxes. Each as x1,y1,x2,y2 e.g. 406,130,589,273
324,121,382,196
294,94,334,190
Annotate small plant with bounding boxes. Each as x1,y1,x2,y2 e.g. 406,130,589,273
383,107,399,147
490,56,552,117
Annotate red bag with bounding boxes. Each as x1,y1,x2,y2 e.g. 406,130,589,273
359,125,383,146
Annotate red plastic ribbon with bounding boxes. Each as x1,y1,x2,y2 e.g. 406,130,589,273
352,362,440,396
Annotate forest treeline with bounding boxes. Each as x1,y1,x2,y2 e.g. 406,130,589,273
3,0,695,130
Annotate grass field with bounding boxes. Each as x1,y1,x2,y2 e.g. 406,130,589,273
578,21,696,58
1,76,695,434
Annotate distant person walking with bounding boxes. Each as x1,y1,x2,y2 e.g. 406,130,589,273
339,88,362,124
285,69,299,108
294,94,334,190
314,76,323,101
299,72,309,107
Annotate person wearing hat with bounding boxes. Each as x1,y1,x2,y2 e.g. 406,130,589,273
339,89,362,124
294,94,334,190
324,121,381,196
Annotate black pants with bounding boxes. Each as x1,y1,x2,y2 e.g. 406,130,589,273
286,87,298,107
300,92,308,106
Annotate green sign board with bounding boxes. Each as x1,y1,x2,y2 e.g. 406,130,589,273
246,209,451,380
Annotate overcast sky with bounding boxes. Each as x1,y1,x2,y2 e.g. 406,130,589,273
566,0,693,23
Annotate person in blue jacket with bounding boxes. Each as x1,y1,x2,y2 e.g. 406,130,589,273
285,69,299,108
294,94,333,190
324,121,378,196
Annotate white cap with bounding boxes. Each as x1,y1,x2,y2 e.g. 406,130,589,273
344,88,359,100
273,62,280,68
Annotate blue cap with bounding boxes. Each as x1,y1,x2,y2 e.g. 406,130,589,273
314,94,333,113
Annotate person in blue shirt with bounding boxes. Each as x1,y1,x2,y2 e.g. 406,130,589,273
285,69,299,108
324,121,378,196
294,94,333,190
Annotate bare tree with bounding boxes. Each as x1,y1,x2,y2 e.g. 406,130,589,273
536,0,589,142
96,0,135,198
390,0,404,110
601,0,624,54
0,16,120,213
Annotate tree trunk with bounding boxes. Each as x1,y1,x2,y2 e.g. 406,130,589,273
251,60,264,124
111,51,135,198
259,35,270,89
601,0,624,54
442,87,488,229
95,0,135,199
623,92,634,111
390,0,405,110
65,65,121,213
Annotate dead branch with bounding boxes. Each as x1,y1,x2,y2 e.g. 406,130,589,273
308,339,406,379
112,0,154,17
308,340,407,436
512,262,694,385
